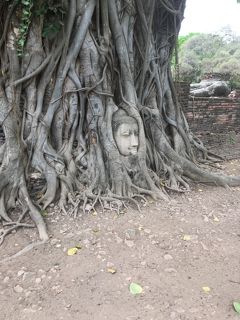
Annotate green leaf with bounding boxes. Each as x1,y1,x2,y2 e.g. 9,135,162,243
129,282,143,295
21,0,30,5
40,210,48,217
233,301,240,313
23,9,30,15
18,39,25,47
20,26,28,32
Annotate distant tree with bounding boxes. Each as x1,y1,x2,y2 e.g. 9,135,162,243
177,30,240,87
178,32,200,48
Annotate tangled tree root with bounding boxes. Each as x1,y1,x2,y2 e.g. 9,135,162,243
1,0,240,248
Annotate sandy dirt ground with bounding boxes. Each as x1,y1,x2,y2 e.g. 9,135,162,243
0,160,240,320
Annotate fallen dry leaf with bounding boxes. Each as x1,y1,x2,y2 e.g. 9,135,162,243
183,235,191,241
213,216,220,222
107,268,117,274
67,247,78,256
92,229,100,233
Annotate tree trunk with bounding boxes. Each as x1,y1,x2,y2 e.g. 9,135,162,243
0,0,239,243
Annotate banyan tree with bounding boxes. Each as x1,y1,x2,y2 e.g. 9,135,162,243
0,0,239,243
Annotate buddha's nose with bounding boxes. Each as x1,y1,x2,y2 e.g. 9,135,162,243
131,134,138,147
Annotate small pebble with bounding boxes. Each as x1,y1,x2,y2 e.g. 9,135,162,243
106,262,114,268
164,268,177,273
17,270,25,277
14,285,24,293
125,229,137,240
3,276,10,283
125,240,135,248
38,269,45,274
115,236,123,244
50,239,59,246
170,311,177,319
164,254,173,260
176,308,185,314
144,229,151,234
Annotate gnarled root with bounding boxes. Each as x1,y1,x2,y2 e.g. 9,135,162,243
0,166,48,243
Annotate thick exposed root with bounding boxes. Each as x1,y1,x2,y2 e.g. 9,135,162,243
0,191,12,222
0,210,34,246
0,169,48,244
1,0,240,249
162,140,240,187
20,179,49,241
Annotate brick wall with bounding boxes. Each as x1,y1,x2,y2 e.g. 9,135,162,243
174,81,240,159
184,97,240,159
174,81,190,109
185,97,240,134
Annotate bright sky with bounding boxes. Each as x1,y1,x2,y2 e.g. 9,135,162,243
180,0,240,36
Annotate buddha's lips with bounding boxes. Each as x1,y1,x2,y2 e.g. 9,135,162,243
129,147,138,155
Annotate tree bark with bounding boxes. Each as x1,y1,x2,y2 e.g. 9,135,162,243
0,0,239,243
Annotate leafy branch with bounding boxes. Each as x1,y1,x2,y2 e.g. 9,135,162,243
17,0,33,56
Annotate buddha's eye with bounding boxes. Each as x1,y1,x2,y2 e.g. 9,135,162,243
122,131,130,136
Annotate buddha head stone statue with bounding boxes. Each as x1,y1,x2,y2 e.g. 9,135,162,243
112,109,139,156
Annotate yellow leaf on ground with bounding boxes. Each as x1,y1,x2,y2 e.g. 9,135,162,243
183,235,191,241
107,268,117,274
213,216,220,222
202,286,211,293
67,247,78,256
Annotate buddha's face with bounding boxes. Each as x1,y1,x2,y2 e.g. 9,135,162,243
114,121,139,156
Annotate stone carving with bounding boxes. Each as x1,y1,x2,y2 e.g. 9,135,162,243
112,109,139,156
228,90,240,99
190,79,230,97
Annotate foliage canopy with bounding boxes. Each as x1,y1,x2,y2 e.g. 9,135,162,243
177,29,240,87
